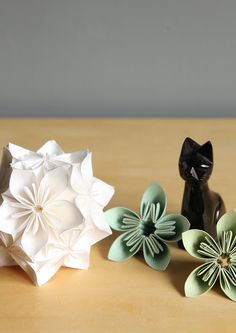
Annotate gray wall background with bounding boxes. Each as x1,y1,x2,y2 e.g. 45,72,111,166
0,0,236,117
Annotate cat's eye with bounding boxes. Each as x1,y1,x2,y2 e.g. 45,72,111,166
200,164,209,168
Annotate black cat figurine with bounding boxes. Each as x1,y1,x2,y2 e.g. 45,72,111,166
178,137,225,246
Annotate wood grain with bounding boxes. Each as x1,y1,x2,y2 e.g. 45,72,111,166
0,118,235,333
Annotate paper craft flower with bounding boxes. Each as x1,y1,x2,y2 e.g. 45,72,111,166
106,183,190,270
8,140,88,170
0,141,114,286
183,210,236,301
71,153,114,245
0,166,82,256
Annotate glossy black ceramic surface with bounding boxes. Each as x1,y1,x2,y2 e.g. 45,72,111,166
178,137,225,247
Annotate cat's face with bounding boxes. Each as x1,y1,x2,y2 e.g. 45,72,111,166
179,137,213,184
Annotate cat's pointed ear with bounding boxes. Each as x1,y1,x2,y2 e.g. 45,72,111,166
180,137,200,156
198,141,213,162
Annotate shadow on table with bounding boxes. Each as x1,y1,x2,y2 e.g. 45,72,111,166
165,260,197,296
96,231,119,259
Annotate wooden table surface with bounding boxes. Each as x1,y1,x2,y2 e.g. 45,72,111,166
0,118,235,333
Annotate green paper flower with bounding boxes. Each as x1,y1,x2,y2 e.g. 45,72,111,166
183,210,236,302
106,182,190,270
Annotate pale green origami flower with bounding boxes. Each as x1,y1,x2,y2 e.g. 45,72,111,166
106,183,190,270
183,210,236,302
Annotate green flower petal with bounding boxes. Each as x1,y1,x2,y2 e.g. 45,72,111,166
219,269,236,302
182,229,216,260
155,214,190,242
185,263,218,297
216,210,236,238
108,233,140,261
140,182,167,219
143,239,171,270
105,207,140,231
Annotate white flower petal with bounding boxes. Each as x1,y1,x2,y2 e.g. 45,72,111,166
9,169,37,202
0,201,28,234
63,250,90,269
12,156,44,170
75,196,90,218
74,199,112,235
8,143,35,160
36,140,64,156
70,164,88,194
56,150,89,165
78,209,112,246
39,166,69,200
81,153,93,182
32,258,64,286
11,244,64,286
90,203,112,233
91,178,114,207
21,222,49,256
45,200,83,233
80,223,111,246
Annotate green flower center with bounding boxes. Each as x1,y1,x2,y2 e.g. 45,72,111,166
217,254,230,268
139,219,156,236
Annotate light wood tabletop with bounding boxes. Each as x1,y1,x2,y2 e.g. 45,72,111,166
0,118,235,333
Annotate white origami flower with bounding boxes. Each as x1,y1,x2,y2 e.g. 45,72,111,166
35,227,91,269
8,140,88,171
0,141,115,286
9,243,63,286
0,166,83,256
8,227,92,286
71,153,115,244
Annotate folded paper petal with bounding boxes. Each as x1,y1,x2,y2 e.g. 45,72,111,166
9,141,82,171
56,150,88,165
182,229,217,260
216,210,236,238
105,207,140,231
140,182,167,219
219,269,236,302
0,201,28,234
63,250,90,269
79,220,112,246
57,228,91,269
44,200,83,233
91,178,115,207
155,214,190,242
143,239,170,270
8,143,35,160
36,140,64,156
90,203,112,234
32,258,64,286
80,153,93,184
108,233,139,261
9,169,36,202
39,166,69,201
21,222,49,256
10,245,64,286
184,263,219,297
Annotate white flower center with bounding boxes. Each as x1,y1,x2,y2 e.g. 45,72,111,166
33,205,43,214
